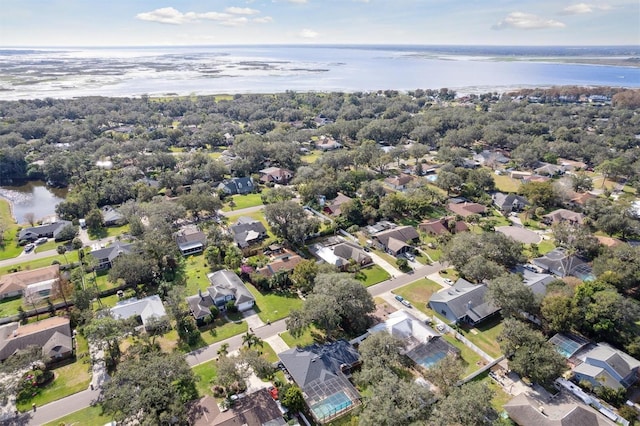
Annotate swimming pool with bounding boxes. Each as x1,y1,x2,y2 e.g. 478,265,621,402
425,174,438,182
415,350,447,369
310,391,353,420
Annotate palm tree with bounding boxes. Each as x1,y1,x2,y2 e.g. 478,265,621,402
242,331,264,349
57,245,69,266
217,343,229,358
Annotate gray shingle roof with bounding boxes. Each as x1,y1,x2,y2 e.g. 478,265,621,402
429,279,499,323
208,270,255,307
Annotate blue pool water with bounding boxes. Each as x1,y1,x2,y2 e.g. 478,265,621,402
310,391,353,420
415,350,447,369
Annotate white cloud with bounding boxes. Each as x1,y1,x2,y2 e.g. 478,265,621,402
136,7,269,26
492,12,566,30
299,28,319,38
253,16,274,23
287,0,308,3
225,7,260,15
561,3,612,15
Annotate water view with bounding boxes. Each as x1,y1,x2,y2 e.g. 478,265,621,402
0,181,67,224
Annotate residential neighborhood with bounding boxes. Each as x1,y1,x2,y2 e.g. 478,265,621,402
0,87,639,426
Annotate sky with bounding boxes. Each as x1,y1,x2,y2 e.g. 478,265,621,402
1,0,639,47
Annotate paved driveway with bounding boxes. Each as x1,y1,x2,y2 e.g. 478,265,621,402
495,226,542,244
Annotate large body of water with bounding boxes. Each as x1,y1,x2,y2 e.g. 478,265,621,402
0,182,67,224
0,45,638,100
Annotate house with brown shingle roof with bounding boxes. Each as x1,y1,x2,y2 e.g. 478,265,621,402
542,209,585,226
0,265,59,301
0,316,73,362
323,193,353,216
192,388,286,426
257,249,304,277
259,167,294,184
446,201,486,218
419,217,469,236
384,174,415,191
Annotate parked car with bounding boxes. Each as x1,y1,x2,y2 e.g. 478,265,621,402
404,252,415,262
394,295,404,302
401,299,412,308
24,243,35,253
443,278,453,285
35,237,48,245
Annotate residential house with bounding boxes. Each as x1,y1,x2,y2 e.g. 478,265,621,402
217,177,255,195
0,265,59,301
534,163,566,176
446,201,486,218
230,216,268,249
370,225,420,256
504,391,616,426
428,279,500,326
368,310,459,370
522,175,550,184
322,193,353,216
187,270,255,321
192,389,286,426
492,192,528,213
259,167,294,185
569,192,596,208
257,248,304,278
0,316,73,363
514,266,556,296
532,248,593,280
90,241,133,270
557,158,588,172
542,209,585,226
473,150,510,168
18,220,72,244
109,295,168,330
384,174,415,191
315,136,342,151
278,340,361,424
509,171,532,180
412,162,439,176
175,225,207,255
364,220,397,236
419,217,468,236
311,238,372,270
101,205,125,226
461,158,481,169
572,343,640,390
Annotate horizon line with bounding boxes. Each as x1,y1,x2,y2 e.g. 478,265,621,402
1,43,639,49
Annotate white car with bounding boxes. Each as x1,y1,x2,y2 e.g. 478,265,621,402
404,252,415,262
443,278,453,285
24,243,35,253
35,237,48,245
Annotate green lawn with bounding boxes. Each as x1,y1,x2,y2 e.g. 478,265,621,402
193,361,218,397
87,224,130,240
18,334,92,411
355,265,390,287
442,335,484,376
260,342,279,363
0,295,23,318
537,239,556,255
280,326,324,348
0,198,22,260
35,241,58,253
199,318,249,347
471,371,512,413
0,251,79,276
182,253,213,296
392,278,443,310
222,193,264,212
493,174,521,193
301,150,322,164
245,283,303,323
459,318,504,359
42,405,114,426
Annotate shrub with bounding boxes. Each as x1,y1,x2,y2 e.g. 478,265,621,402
225,300,239,314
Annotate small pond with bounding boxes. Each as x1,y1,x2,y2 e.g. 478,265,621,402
0,181,67,224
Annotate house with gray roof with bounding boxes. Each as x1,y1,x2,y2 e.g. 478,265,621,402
90,241,133,270
175,225,206,256
492,192,528,213
0,316,73,363
278,340,361,424
18,220,72,244
428,279,500,326
542,209,585,226
572,343,640,390
311,239,372,270
186,270,255,320
101,205,125,226
230,217,268,249
532,248,593,280
371,225,420,256
513,266,556,295
217,177,255,195
109,295,168,330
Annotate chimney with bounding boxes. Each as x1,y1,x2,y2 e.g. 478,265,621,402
198,289,203,300
467,301,473,310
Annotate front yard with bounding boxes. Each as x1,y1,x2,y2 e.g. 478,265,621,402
392,278,443,309
355,265,390,287
221,193,264,212
0,198,21,260
245,283,303,323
